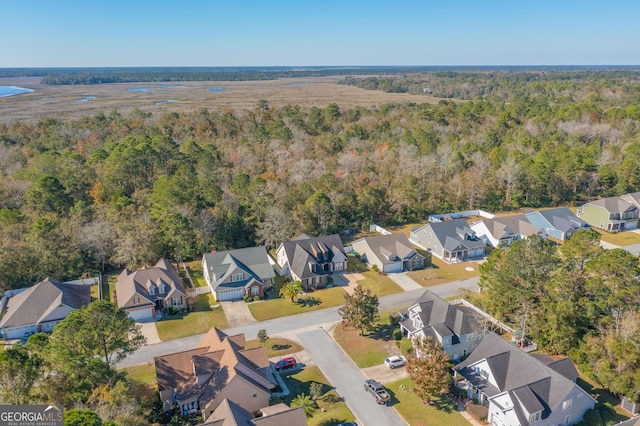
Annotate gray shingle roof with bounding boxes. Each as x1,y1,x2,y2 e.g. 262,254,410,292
589,196,638,214
532,208,588,233
429,219,485,251
454,333,589,418
484,214,543,239
352,233,421,265
400,290,478,340
0,278,91,329
203,246,275,286
280,234,346,279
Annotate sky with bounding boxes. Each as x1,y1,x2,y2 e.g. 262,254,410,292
2,0,639,67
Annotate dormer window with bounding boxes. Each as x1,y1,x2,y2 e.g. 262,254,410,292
529,411,541,423
149,286,155,295
159,284,165,294
134,297,140,304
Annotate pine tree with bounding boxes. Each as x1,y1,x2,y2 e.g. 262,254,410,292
338,284,379,335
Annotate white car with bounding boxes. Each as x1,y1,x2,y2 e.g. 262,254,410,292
384,355,406,369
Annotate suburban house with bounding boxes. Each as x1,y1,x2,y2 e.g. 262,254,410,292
276,234,348,289
351,233,425,273
202,246,276,301
577,197,639,232
203,398,307,426
454,332,596,426
115,258,187,321
470,214,546,248
524,208,589,241
399,289,486,361
0,278,92,340
410,219,485,263
155,327,277,418
621,192,640,210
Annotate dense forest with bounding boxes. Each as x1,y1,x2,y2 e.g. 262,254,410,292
1,70,640,293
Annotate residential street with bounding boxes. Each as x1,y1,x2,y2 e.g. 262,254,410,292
297,328,408,426
117,276,479,368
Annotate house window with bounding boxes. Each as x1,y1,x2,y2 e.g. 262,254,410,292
563,399,572,410
529,411,540,423
149,286,155,295
158,284,165,294
565,415,570,425
133,297,140,304
232,273,243,282
468,332,476,341
172,298,181,306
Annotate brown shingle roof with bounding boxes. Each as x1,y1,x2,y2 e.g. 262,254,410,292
115,259,186,310
154,327,275,415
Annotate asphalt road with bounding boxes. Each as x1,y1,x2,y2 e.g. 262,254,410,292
117,276,480,368
297,328,408,426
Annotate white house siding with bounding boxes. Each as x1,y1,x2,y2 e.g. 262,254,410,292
40,305,75,324
3,324,38,340
445,332,482,361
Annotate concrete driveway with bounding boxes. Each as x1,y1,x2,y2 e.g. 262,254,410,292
138,321,161,345
362,362,408,384
297,327,408,426
221,300,256,328
387,272,422,291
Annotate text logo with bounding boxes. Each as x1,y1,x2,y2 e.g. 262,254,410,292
0,405,64,426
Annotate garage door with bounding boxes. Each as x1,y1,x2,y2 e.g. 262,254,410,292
128,307,154,321
215,287,245,301
384,262,402,273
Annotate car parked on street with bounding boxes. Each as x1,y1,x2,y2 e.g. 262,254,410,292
384,355,406,369
274,356,297,371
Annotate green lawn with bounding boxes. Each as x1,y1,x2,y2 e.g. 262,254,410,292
386,378,469,426
249,286,347,322
577,372,631,424
90,283,100,300
121,363,157,388
333,308,408,368
183,258,209,288
155,293,228,341
277,366,355,426
102,271,120,302
407,250,480,286
245,337,303,358
593,228,640,246
346,255,403,296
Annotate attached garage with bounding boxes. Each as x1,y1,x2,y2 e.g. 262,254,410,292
383,262,403,273
215,287,245,301
127,306,154,321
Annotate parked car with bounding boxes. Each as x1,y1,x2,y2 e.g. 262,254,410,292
22,331,35,344
364,379,391,405
384,355,406,369
275,357,297,371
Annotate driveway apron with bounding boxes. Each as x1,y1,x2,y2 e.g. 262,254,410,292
387,272,423,291
297,328,408,426
221,300,257,328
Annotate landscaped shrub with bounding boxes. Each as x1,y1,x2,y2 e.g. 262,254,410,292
466,403,488,422
253,295,260,302
393,328,403,340
243,294,250,302
167,306,178,315
397,337,413,354
389,312,402,325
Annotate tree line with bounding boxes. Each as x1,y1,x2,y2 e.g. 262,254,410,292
474,230,640,403
1,70,640,292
